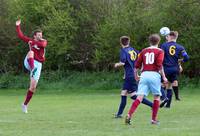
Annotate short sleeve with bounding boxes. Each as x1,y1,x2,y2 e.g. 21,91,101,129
120,49,126,63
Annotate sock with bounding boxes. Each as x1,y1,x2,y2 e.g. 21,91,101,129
117,96,127,116
166,89,172,107
131,95,152,107
24,90,34,105
152,100,160,121
173,86,179,100
131,95,137,100
160,87,166,101
141,98,153,107
128,99,140,117
27,58,34,70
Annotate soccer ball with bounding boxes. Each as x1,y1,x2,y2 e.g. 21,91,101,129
159,27,170,36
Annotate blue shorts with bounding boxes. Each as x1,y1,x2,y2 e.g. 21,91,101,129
122,77,138,93
137,71,161,96
24,57,42,82
164,67,179,83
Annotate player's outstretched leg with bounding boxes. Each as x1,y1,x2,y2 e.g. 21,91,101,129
160,87,169,108
22,78,37,113
165,89,172,108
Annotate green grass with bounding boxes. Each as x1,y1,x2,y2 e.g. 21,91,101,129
0,88,200,136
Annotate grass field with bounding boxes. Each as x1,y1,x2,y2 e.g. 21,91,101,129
0,88,200,136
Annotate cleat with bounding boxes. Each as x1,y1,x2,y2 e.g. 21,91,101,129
21,104,28,113
175,98,181,101
125,115,131,125
114,114,123,118
151,120,160,125
160,98,168,108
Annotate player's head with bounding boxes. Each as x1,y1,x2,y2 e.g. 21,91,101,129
33,29,43,41
120,36,130,47
166,31,178,42
149,34,160,47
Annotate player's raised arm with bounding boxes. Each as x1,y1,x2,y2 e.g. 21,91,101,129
16,19,32,43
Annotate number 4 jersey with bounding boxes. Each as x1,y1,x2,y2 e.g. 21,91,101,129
135,46,164,72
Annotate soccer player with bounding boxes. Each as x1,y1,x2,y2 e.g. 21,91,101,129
125,34,167,125
114,36,153,118
16,19,47,113
160,31,189,108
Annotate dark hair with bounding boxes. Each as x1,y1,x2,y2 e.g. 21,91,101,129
169,31,178,39
149,34,160,45
33,28,42,36
120,36,130,46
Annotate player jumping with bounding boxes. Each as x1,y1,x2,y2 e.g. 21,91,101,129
160,31,189,108
114,36,153,118
125,34,167,125
16,19,47,113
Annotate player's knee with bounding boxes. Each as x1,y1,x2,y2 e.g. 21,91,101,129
121,90,127,96
27,51,34,58
137,95,144,102
29,86,36,91
172,80,178,86
29,84,37,92
154,95,160,100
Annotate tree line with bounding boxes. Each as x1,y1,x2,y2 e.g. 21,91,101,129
0,0,200,78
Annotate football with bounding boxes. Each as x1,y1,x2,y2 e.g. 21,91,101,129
160,27,170,36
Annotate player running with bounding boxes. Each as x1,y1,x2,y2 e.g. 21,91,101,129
114,36,153,118
125,34,167,125
16,19,47,113
160,31,189,108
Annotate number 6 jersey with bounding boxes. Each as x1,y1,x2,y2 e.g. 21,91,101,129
135,46,164,72
160,41,189,68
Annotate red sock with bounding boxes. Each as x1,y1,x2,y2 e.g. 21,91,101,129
24,90,34,105
152,100,160,121
27,58,34,70
128,99,141,117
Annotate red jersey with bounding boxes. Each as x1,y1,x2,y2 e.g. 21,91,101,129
135,46,164,72
16,25,47,63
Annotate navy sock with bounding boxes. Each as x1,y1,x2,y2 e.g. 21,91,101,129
117,96,127,116
160,87,167,101
131,95,153,107
166,89,172,107
141,98,153,107
173,86,179,100
130,95,137,100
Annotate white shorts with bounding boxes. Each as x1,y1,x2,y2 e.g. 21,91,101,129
24,57,42,82
137,71,161,96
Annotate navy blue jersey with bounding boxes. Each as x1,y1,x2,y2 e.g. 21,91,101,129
160,41,189,68
120,46,139,78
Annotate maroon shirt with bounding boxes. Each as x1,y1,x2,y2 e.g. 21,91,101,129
16,25,47,63
135,46,164,72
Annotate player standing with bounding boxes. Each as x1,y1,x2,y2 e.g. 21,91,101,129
125,34,167,125
114,36,153,118
160,31,189,108
16,19,47,113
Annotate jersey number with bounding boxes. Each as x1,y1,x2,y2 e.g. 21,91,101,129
169,45,176,55
145,52,155,64
128,50,137,61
